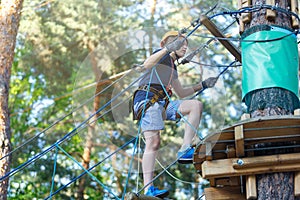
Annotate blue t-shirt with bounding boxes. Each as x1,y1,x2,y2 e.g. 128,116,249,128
134,49,178,104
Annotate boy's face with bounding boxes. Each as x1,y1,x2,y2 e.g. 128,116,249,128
175,38,188,58
166,36,188,58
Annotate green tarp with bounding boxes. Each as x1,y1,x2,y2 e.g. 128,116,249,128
241,27,299,100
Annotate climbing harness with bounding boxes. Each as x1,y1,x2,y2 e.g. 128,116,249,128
10,3,300,199
132,84,171,120
133,54,176,121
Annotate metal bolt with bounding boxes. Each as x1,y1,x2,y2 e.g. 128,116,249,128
237,159,244,166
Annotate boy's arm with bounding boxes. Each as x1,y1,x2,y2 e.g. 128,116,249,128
143,48,169,69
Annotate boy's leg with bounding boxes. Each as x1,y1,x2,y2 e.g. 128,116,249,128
178,99,203,147
142,130,160,191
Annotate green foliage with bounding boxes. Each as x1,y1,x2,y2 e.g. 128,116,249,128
8,0,245,199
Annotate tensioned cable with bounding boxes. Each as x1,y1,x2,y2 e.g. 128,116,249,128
137,146,194,194
189,60,241,68
45,70,161,199
128,24,239,191
133,60,237,194
45,95,137,199
49,146,58,199
1,66,138,162
122,64,157,198
9,20,288,165
44,137,137,199
194,30,299,43
191,60,237,100
57,144,120,199
68,5,300,197
153,69,199,134
12,4,298,198
31,7,239,197
211,4,300,23
92,7,241,196
61,69,214,190
0,73,143,182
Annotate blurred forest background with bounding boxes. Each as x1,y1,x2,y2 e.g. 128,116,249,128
6,0,248,199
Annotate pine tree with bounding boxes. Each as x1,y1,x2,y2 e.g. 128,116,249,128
241,0,299,199
0,0,23,199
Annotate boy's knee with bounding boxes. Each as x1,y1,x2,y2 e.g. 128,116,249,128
191,100,203,111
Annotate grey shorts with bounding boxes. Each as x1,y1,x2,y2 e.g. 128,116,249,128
134,100,182,132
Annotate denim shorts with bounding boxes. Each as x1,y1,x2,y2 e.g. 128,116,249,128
134,100,182,132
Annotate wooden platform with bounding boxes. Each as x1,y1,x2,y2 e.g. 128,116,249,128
193,115,300,199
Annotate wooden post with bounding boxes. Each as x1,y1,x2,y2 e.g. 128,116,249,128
238,0,252,33
234,125,245,157
206,142,213,161
240,0,299,199
291,0,299,29
200,15,242,62
266,0,276,20
295,172,300,197
241,113,251,120
294,109,300,116
246,175,257,199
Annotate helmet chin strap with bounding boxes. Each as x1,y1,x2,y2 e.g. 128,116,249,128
175,52,180,64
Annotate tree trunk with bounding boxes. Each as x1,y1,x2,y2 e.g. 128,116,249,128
242,0,300,199
77,45,99,199
0,1,23,199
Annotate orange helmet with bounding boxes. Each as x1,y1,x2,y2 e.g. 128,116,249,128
160,31,187,47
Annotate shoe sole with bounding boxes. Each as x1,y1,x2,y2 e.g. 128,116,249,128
156,191,169,199
178,159,193,164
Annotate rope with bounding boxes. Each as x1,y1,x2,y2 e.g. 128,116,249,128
1,66,138,163
17,17,210,200
44,137,137,199
122,131,140,199
191,60,237,100
211,4,300,23
152,69,199,135
194,30,299,43
137,146,194,194
11,4,300,199
133,59,236,193
49,146,58,199
1,73,143,182
57,144,120,199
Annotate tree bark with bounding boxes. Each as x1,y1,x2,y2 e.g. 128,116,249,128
242,0,300,199
0,1,23,199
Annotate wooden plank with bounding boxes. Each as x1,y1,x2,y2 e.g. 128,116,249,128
291,0,299,29
235,125,245,157
241,113,250,120
205,116,300,143
216,177,240,187
201,153,300,178
206,142,213,161
238,0,252,23
246,175,257,200
210,178,216,187
194,116,300,167
266,0,276,20
226,145,235,158
200,15,242,62
295,171,300,197
294,109,300,116
221,116,300,131
232,153,300,169
204,186,246,200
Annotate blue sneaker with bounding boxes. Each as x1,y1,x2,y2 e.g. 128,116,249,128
145,185,169,198
177,147,194,164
